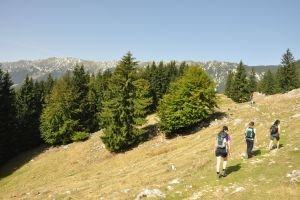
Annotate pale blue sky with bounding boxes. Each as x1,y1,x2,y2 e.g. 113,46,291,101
0,0,299,65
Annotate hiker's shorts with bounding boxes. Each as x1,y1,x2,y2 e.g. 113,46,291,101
215,148,228,158
270,134,280,141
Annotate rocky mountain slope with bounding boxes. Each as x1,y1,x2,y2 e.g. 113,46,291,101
0,89,299,199
0,57,275,91
0,57,117,87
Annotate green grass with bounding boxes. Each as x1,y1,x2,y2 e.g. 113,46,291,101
165,148,299,199
0,91,299,199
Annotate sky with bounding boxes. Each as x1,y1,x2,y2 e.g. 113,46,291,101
0,0,299,65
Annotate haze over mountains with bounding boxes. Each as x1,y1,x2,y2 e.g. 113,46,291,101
0,57,280,91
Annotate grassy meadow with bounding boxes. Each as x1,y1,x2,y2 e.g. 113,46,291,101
0,90,299,199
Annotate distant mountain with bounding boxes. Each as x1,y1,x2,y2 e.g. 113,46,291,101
246,59,300,83
247,64,279,73
0,57,118,87
2,57,297,91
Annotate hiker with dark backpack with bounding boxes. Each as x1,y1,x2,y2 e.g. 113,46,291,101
244,121,257,158
268,120,281,151
215,126,231,178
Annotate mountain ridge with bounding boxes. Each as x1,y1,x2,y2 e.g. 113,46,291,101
0,57,288,91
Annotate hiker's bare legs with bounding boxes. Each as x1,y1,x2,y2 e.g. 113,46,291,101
268,140,273,151
222,157,228,170
216,156,221,173
276,140,280,150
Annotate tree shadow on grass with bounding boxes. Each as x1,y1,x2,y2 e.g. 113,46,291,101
115,124,160,153
166,111,228,139
226,163,242,175
119,111,227,152
270,144,284,150
0,145,48,179
135,124,160,145
252,149,261,156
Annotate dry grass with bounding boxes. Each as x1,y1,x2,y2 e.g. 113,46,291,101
0,90,300,199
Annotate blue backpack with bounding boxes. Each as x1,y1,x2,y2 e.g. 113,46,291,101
270,125,278,135
245,127,255,139
217,131,227,148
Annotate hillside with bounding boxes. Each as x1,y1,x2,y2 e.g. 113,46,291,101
0,90,299,199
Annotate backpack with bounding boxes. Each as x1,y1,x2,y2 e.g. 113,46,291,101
270,125,278,135
217,131,227,148
245,127,255,139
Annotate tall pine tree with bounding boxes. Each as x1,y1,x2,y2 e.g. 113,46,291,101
40,69,90,145
71,64,96,132
258,69,276,95
15,76,44,151
0,69,18,163
100,52,141,152
249,68,257,93
179,61,188,75
40,73,76,145
231,61,251,103
44,73,55,96
133,78,152,125
148,62,158,111
94,69,112,128
278,49,299,92
224,71,234,98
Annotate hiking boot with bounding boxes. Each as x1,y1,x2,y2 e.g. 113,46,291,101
222,170,227,177
217,172,222,179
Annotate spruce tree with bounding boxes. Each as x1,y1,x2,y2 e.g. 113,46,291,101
40,73,76,145
141,61,188,112
94,69,112,128
249,68,257,93
224,71,234,98
157,61,169,98
133,78,152,125
70,64,95,132
259,69,276,95
44,74,55,96
166,61,179,83
148,61,159,111
273,68,282,93
231,61,251,103
40,71,89,145
87,74,99,131
100,52,140,152
278,49,299,92
179,61,188,75
0,69,18,163
15,76,43,150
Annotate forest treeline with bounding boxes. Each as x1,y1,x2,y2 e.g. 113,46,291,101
225,49,300,102
0,50,299,163
0,52,194,162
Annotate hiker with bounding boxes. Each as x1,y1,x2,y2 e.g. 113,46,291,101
244,121,257,158
268,120,280,151
215,126,231,178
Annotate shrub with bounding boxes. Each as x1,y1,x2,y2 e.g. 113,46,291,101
158,66,217,136
71,131,89,142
